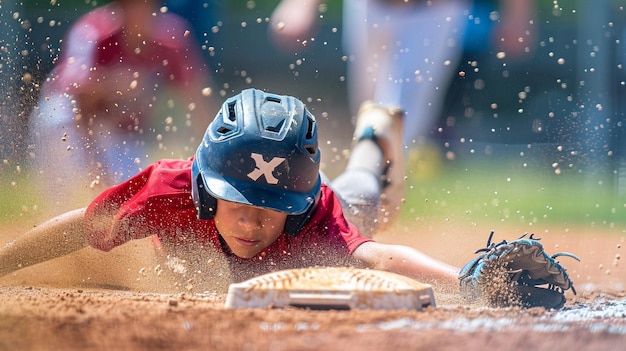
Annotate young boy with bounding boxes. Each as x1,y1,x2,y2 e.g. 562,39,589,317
2,88,459,291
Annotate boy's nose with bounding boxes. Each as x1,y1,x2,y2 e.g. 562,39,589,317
237,212,263,230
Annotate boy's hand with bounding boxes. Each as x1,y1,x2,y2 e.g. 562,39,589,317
459,231,579,309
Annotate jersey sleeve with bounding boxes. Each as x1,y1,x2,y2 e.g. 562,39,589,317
83,159,194,251
306,185,373,254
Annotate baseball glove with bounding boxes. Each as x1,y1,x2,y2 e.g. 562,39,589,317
459,231,579,309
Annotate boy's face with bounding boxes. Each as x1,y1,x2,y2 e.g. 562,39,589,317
214,199,288,258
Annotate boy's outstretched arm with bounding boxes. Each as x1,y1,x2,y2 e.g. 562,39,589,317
352,241,460,289
0,208,88,277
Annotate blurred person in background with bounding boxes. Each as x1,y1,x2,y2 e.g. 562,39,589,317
269,0,468,147
29,0,216,210
269,0,536,174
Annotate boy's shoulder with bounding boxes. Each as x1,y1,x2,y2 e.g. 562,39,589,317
93,158,194,207
304,184,350,229
134,158,194,193
87,158,195,223
296,183,372,254
150,158,194,175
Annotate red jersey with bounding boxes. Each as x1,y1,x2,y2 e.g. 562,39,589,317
84,159,372,269
45,3,205,95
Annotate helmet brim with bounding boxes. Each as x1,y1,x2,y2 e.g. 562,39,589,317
201,170,321,215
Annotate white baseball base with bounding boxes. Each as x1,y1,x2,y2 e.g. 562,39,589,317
225,266,436,310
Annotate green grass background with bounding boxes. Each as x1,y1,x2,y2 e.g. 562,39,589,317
401,152,625,230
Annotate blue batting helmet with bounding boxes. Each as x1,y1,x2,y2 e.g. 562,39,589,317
192,88,321,230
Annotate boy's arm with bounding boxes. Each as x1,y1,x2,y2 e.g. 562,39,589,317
0,208,88,277
351,241,460,289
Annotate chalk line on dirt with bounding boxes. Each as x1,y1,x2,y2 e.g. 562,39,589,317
362,298,626,334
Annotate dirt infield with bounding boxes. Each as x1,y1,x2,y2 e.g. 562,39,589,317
1,222,625,350
0,286,625,351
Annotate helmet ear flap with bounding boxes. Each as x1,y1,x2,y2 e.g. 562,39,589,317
193,174,217,220
283,190,320,236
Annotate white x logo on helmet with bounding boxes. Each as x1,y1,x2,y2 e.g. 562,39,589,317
247,153,285,184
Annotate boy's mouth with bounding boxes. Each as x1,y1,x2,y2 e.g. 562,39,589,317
234,237,260,247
